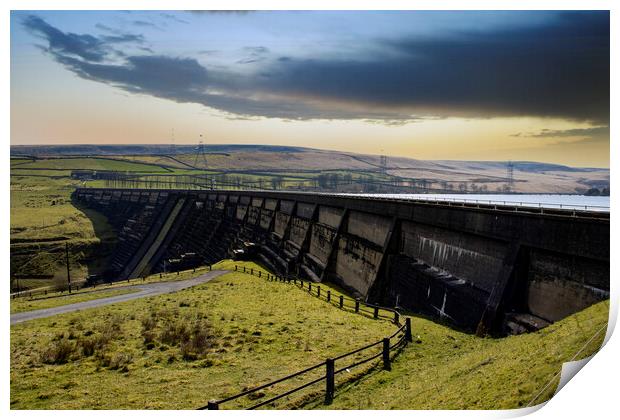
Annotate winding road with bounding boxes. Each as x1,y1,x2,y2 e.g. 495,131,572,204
10,270,227,325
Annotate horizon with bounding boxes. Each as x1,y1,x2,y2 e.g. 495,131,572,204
8,143,610,169
10,10,610,167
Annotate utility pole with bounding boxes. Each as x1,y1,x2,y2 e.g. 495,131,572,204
65,242,72,293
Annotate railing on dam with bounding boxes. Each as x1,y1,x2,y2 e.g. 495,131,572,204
334,193,610,213
198,265,412,410
74,187,610,219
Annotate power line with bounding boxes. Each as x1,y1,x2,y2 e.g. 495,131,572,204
507,161,515,192
193,134,208,169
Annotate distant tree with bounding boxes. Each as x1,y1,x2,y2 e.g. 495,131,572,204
270,176,284,190
585,187,601,196
328,173,339,188
343,173,353,184
458,182,468,193
318,173,330,189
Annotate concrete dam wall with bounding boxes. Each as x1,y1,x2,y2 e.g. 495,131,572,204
73,188,609,335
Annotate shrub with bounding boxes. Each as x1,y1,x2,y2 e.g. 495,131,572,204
141,313,158,345
108,352,133,372
78,336,97,356
159,320,190,346
141,314,157,331
77,333,110,357
40,338,74,364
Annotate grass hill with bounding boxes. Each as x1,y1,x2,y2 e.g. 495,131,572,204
11,144,609,194
10,261,608,410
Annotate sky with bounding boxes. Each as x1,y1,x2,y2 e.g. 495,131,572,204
10,10,610,167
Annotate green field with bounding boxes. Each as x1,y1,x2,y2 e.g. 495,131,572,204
10,172,116,288
11,157,170,172
305,300,609,410
10,262,396,409
9,260,609,410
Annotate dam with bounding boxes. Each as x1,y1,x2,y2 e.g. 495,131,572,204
72,188,610,336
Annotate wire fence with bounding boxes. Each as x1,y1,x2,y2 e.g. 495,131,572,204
198,264,412,410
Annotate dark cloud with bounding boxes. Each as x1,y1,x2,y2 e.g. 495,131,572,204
160,13,189,24
23,15,109,62
101,33,145,44
132,20,164,31
236,46,270,64
511,126,609,146
22,12,609,123
252,11,608,123
23,15,145,62
95,23,116,33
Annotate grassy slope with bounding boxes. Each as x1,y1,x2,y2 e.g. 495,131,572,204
11,288,140,314
305,300,609,410
10,261,395,409
9,260,609,410
10,173,116,285
12,157,169,172
10,175,112,243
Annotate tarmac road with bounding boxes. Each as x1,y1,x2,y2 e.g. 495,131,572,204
10,270,227,325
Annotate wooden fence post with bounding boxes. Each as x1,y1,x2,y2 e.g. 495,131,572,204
207,400,219,410
308,283,312,293
235,265,238,271
405,318,413,342
325,358,335,405
259,271,262,278
251,268,253,275
382,338,391,371
374,307,379,319
394,312,399,325
339,295,344,309
317,286,321,298
243,267,246,273
327,290,331,302
355,299,360,313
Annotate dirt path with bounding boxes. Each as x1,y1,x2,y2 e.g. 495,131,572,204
10,270,227,325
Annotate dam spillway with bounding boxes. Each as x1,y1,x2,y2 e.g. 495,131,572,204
72,188,610,335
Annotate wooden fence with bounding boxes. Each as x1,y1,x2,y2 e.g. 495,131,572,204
198,264,413,410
